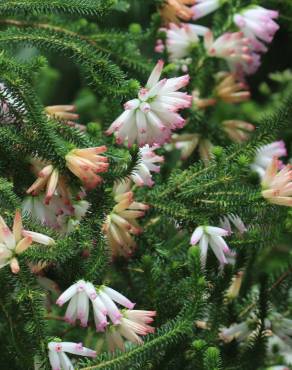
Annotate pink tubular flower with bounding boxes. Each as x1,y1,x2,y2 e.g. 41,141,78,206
251,141,287,179
106,310,156,352
204,31,260,76
131,145,164,187
65,146,108,189
165,23,209,60
191,0,222,21
222,120,255,143
48,341,96,370
190,225,231,266
45,105,86,132
0,210,55,274
215,72,251,103
261,157,292,207
106,60,191,147
103,184,149,257
56,280,135,330
234,6,279,53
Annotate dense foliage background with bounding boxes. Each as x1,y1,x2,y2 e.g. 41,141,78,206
0,1,292,369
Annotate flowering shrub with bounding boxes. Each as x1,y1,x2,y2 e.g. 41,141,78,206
0,1,292,370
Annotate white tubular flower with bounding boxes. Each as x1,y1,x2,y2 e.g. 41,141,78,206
251,141,287,179
56,280,135,330
103,186,149,258
266,367,290,370
106,60,191,147
204,30,261,76
219,214,247,235
190,225,231,265
165,23,209,60
48,341,96,370
131,145,164,187
234,6,279,53
261,157,292,207
0,210,55,274
106,310,156,352
191,0,223,20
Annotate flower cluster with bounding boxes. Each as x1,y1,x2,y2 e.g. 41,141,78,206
56,280,156,351
261,157,292,207
131,145,164,187
65,146,109,189
106,60,191,147
102,183,149,257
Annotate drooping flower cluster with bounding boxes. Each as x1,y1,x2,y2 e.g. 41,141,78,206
251,141,287,178
48,341,96,370
261,157,292,207
204,31,260,76
222,120,255,143
106,60,191,147
219,214,247,235
65,146,109,189
131,145,164,187
171,133,213,163
0,211,55,274
214,72,251,103
102,183,149,257
106,310,156,351
164,22,208,61
190,225,231,265
233,6,279,53
27,159,62,205
56,280,155,350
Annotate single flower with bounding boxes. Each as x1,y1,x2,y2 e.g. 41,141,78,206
190,225,231,265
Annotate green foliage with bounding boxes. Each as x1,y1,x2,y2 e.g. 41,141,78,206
0,0,291,370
